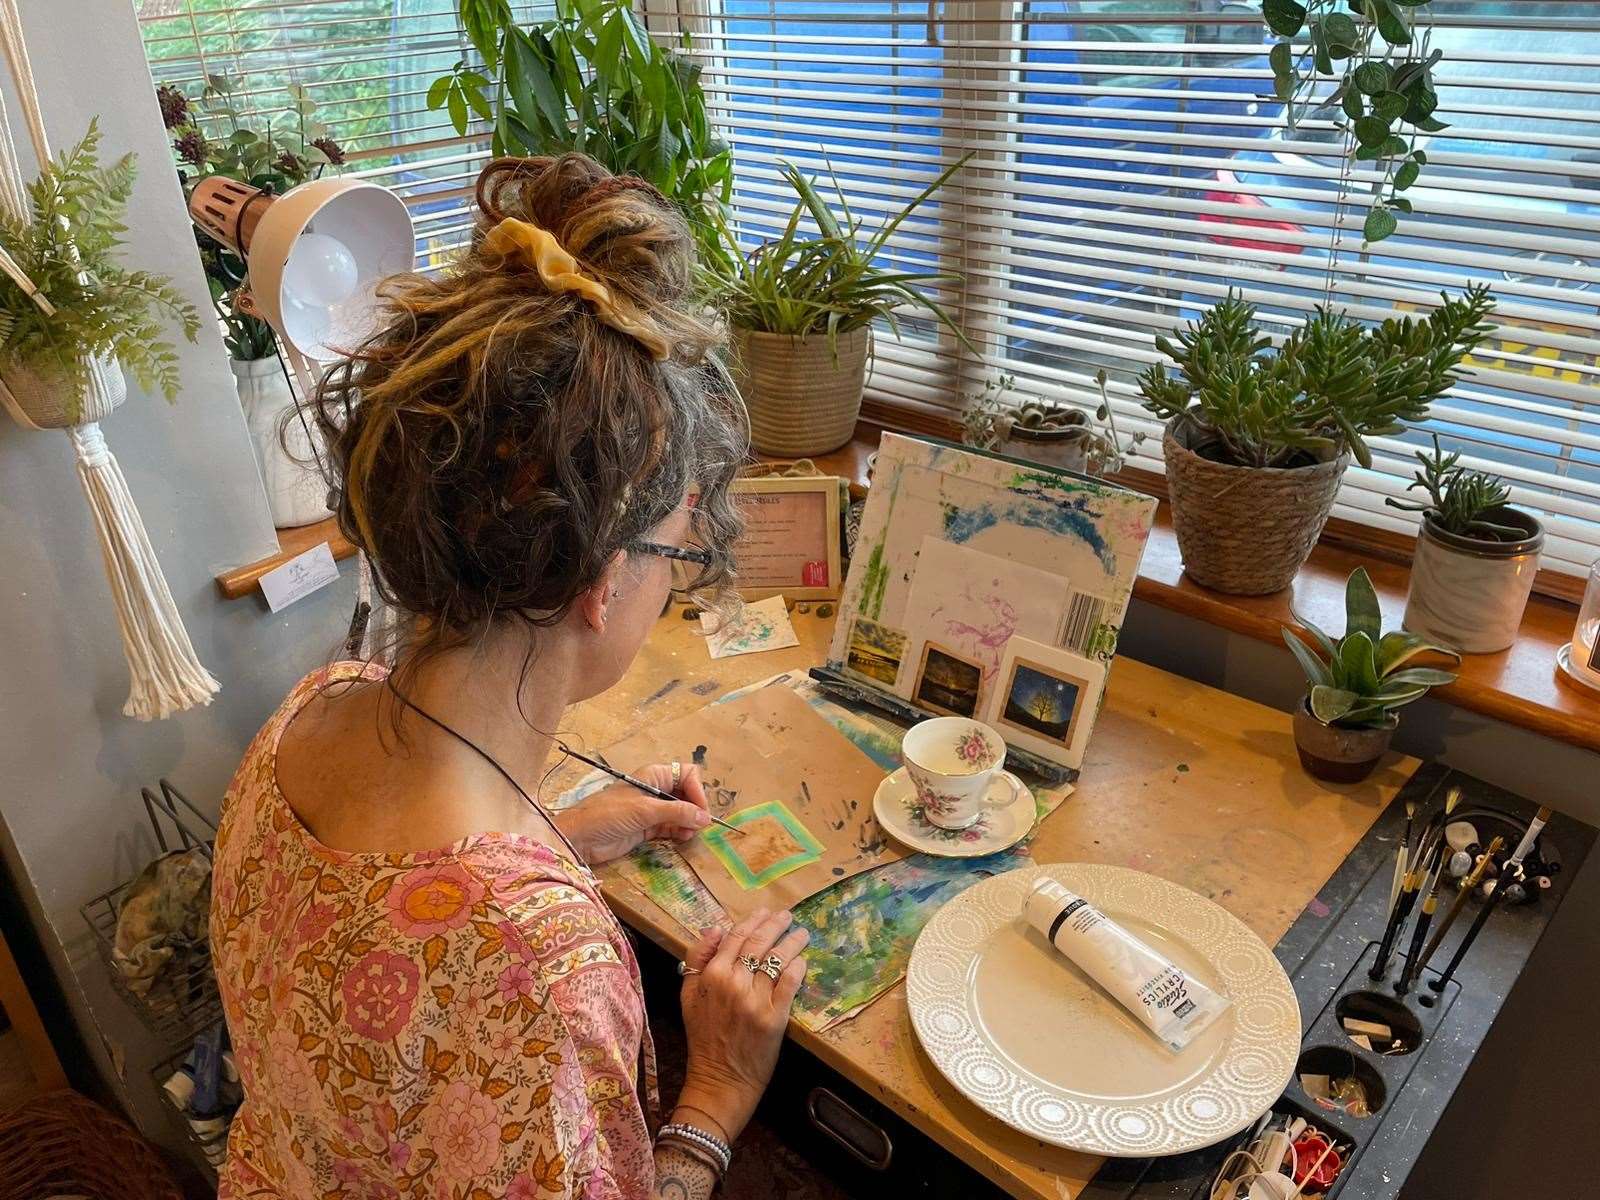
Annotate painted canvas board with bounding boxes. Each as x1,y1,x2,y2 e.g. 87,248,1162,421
600,685,904,921
828,434,1156,767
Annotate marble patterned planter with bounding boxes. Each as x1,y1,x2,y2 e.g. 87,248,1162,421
1403,508,1543,654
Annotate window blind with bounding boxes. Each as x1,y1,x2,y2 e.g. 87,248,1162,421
689,0,1600,577
134,1,547,269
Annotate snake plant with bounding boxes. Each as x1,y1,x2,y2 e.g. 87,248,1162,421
1283,568,1460,729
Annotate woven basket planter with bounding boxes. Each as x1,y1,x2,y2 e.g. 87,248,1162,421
1163,418,1349,596
732,326,870,457
0,351,125,430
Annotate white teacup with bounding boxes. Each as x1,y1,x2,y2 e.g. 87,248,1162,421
901,716,1023,830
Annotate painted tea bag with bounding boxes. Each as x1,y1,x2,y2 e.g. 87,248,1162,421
1023,877,1230,1052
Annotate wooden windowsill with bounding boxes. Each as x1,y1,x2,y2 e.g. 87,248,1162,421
804,429,1600,757
212,429,1600,755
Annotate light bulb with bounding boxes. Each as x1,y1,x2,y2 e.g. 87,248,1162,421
282,231,359,309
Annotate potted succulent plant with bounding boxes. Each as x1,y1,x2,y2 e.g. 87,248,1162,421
704,158,974,457
1386,436,1543,653
1137,287,1496,596
962,369,1146,476
161,76,344,527
1283,568,1459,782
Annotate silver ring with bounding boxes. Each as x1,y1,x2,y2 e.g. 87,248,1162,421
670,760,682,789
737,953,762,973
677,961,700,977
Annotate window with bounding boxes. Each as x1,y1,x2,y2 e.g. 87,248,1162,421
138,2,1600,577
689,1,1600,578
134,1,544,269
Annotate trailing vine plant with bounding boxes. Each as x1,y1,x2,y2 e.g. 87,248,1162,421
1263,0,1444,243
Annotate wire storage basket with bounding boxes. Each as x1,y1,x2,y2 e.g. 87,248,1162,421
0,1088,183,1200
78,780,221,1047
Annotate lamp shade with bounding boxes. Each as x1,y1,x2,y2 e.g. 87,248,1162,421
246,177,414,361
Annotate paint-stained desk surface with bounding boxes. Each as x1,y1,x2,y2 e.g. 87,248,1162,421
554,609,1414,1200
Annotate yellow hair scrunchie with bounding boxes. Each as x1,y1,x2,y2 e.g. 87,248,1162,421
481,217,671,361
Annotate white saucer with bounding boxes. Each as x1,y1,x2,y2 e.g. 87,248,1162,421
1556,643,1600,695
872,766,1036,857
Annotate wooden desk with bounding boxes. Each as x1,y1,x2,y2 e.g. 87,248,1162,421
557,610,1415,1200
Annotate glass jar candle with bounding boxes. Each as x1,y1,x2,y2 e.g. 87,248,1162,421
1564,559,1600,691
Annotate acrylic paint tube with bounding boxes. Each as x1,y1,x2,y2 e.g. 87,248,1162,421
1024,877,1231,1052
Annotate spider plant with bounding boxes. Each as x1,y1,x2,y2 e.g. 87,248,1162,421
1283,568,1460,728
702,156,976,356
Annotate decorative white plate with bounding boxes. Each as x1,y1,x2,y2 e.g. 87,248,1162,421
873,767,1036,858
907,863,1300,1157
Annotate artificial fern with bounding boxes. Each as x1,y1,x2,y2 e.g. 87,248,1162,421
0,120,200,416
1138,286,1496,470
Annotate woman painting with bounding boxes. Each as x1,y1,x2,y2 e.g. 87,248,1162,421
211,154,805,1199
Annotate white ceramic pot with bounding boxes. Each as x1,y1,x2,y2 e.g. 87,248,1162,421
1403,509,1543,654
232,357,331,529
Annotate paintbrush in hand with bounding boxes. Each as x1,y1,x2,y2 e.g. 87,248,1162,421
1415,835,1504,979
561,746,744,835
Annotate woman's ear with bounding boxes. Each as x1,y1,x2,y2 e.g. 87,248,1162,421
579,550,628,632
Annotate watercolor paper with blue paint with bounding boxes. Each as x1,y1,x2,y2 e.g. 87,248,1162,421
828,433,1157,769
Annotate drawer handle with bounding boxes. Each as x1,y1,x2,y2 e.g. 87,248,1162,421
806,1086,893,1171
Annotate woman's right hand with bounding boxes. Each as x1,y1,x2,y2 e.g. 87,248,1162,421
675,908,808,1141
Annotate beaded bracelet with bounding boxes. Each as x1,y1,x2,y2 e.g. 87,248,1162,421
657,1131,727,1180
657,1122,732,1176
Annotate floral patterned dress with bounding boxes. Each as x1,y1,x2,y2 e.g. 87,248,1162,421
211,663,656,1200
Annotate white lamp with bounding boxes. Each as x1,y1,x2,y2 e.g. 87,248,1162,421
189,176,415,395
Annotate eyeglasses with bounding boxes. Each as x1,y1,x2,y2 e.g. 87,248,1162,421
633,541,712,566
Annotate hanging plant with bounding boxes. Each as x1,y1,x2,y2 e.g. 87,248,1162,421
1263,0,1445,242
0,119,199,417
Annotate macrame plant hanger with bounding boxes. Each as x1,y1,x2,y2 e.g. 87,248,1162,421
0,0,219,719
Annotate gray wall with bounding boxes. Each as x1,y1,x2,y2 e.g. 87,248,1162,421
0,0,357,1156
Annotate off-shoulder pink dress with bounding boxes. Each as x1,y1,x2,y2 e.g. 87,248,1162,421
210,662,656,1200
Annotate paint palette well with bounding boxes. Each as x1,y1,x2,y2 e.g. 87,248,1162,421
873,767,1037,858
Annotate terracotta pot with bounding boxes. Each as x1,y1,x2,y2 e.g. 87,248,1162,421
233,357,332,528
731,326,870,457
1163,418,1349,596
1403,508,1543,654
1292,698,1396,783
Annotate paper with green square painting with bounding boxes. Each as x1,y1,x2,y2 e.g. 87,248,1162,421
702,800,824,888
597,685,907,922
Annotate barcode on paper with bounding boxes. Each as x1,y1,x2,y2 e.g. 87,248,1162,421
1059,591,1111,655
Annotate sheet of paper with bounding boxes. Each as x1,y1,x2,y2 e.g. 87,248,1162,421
602,686,903,922
258,542,339,612
899,536,1070,715
700,593,799,658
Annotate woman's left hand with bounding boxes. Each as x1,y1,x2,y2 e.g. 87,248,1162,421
557,763,712,864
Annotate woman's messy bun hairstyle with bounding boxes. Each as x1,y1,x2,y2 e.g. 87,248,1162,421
313,153,748,685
